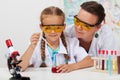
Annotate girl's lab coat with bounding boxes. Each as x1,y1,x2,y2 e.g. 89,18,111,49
29,38,88,67
64,24,118,57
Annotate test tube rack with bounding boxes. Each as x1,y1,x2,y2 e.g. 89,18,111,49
92,50,120,75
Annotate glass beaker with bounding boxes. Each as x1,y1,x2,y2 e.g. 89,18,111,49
51,53,66,73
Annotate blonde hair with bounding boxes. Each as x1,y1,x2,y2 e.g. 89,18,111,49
40,6,69,67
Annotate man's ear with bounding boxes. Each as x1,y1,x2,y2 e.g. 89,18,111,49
94,24,101,32
96,24,101,29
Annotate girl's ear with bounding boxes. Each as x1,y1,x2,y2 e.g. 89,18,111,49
39,24,42,30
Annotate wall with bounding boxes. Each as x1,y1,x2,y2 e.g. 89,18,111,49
0,0,63,67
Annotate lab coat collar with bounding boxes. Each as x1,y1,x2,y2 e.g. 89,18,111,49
45,38,67,56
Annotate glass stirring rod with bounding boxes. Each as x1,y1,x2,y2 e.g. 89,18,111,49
41,37,56,50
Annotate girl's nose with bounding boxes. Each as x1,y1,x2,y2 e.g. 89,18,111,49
51,29,55,33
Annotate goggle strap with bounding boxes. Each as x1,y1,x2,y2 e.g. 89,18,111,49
41,24,64,26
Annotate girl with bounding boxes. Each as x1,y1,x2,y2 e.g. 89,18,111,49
19,6,93,72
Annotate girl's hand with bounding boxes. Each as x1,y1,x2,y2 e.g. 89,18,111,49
30,33,40,46
56,64,74,73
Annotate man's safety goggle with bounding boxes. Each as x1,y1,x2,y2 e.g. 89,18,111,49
42,24,64,33
74,15,96,31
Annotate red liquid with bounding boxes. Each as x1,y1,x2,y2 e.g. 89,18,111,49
52,67,58,73
51,67,62,73
102,60,104,70
117,56,120,74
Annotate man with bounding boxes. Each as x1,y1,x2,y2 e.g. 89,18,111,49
64,1,118,56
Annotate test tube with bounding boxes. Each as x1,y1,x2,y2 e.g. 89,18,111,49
101,50,105,70
98,50,101,69
112,50,117,71
117,56,120,74
108,51,112,75
105,50,109,70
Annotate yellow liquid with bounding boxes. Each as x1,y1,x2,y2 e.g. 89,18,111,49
112,59,118,71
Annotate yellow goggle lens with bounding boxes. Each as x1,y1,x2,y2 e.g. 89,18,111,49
74,17,94,31
42,26,64,33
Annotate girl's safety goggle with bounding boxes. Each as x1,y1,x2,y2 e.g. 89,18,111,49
42,24,64,33
74,15,96,31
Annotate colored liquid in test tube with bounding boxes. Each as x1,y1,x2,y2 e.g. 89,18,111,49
97,50,101,69
108,53,112,75
111,50,114,71
114,50,118,71
105,50,109,70
93,50,99,69
112,50,117,71
117,56,120,74
101,50,105,70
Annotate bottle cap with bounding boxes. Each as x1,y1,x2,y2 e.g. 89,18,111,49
111,50,113,55
98,50,101,55
6,39,13,47
106,50,108,55
101,50,105,54
114,50,117,55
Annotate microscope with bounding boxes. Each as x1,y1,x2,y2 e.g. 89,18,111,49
6,39,30,80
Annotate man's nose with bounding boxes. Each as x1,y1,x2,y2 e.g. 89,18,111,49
77,25,83,30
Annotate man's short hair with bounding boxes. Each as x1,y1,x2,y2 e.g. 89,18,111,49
81,1,105,25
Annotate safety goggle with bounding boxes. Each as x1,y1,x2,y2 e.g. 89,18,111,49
42,24,64,33
74,15,96,31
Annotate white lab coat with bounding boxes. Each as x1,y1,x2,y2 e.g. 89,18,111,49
64,24,118,57
29,37,88,68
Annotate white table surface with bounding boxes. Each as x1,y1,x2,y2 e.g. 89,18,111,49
0,67,120,80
